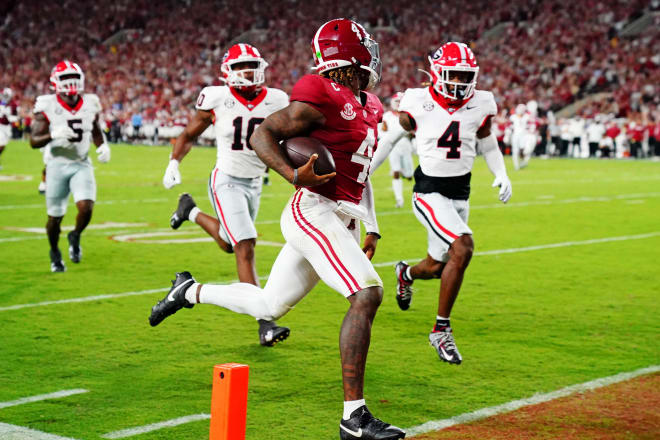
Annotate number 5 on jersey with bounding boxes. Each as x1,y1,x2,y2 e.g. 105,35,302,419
437,121,461,159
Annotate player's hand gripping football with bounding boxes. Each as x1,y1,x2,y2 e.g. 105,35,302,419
492,175,512,203
292,154,336,187
163,159,181,189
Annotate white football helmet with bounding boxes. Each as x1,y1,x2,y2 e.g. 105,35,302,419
1,87,12,102
220,44,268,88
50,60,85,96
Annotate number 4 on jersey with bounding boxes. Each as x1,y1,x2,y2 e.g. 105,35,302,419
437,121,461,159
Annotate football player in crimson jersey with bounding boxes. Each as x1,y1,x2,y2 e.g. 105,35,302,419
159,43,291,347
376,43,512,365
29,61,111,272
150,19,406,440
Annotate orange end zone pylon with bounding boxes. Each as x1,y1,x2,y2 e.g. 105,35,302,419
209,363,250,440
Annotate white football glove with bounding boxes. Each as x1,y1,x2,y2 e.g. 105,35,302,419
50,125,76,142
96,143,111,163
162,159,181,189
492,175,512,204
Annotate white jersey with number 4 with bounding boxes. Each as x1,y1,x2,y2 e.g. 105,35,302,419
399,87,496,177
196,86,288,178
33,94,101,163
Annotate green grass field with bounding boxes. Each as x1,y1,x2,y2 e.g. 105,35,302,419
0,140,658,439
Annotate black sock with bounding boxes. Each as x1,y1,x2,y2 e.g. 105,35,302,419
433,318,450,332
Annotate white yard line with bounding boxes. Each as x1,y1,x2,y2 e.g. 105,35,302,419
101,414,210,439
1,232,657,313
0,423,79,440
404,364,660,436
0,198,168,211
0,389,88,410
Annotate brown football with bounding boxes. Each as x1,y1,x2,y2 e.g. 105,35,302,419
283,137,336,175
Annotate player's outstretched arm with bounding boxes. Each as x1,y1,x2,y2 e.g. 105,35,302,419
29,113,51,149
250,101,335,187
163,110,213,189
478,117,512,203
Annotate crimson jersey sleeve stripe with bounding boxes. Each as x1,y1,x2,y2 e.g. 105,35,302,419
291,190,361,293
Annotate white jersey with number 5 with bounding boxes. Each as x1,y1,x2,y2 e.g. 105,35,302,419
196,86,288,178
399,87,497,177
33,94,101,163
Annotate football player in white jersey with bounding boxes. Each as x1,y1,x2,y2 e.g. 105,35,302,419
29,61,111,272
378,42,512,364
510,103,539,170
160,43,291,347
0,87,18,170
374,92,415,207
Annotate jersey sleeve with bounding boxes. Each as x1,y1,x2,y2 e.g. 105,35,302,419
398,89,419,130
87,94,102,114
290,75,330,112
269,88,289,112
33,95,50,115
195,86,224,111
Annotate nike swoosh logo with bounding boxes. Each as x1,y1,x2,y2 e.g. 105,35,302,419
167,279,193,302
340,424,363,437
466,106,476,110
440,346,454,360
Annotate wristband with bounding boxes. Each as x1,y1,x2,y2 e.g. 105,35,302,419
366,232,381,239
292,168,298,185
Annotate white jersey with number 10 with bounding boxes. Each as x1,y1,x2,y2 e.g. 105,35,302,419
196,86,289,178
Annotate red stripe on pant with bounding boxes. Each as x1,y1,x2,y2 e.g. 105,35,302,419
414,193,459,240
291,190,360,294
212,168,238,245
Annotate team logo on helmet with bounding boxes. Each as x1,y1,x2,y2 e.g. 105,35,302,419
341,103,357,120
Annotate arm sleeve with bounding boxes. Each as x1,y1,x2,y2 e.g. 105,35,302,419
479,132,507,179
370,125,406,173
479,92,498,128
360,177,379,235
290,75,330,113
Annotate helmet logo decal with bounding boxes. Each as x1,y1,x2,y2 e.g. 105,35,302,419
340,103,357,120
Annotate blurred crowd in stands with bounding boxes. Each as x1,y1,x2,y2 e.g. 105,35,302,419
1,0,658,157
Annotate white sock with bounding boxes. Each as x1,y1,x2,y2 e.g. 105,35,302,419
405,266,413,281
343,399,366,419
184,283,200,304
392,178,403,203
194,282,272,319
437,315,450,321
189,207,200,223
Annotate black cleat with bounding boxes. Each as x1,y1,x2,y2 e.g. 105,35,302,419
67,230,82,263
258,320,290,347
50,249,66,273
340,406,406,440
395,261,413,310
429,327,462,364
170,193,196,230
149,272,195,327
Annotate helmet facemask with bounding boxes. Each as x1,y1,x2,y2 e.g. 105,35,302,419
431,61,478,101
221,59,268,89
359,36,381,90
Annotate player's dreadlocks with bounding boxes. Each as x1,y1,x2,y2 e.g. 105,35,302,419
322,66,370,90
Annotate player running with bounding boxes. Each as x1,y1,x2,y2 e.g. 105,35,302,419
151,19,405,440
0,87,18,170
29,61,111,272
378,42,512,365
161,43,291,347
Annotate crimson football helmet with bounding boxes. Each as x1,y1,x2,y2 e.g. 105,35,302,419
390,92,404,111
426,42,479,101
311,18,381,90
220,43,268,88
50,60,85,96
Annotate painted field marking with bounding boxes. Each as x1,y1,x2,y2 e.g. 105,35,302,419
404,364,660,436
101,414,210,439
0,423,79,440
109,231,285,246
0,198,168,211
0,175,33,182
1,231,657,313
0,389,88,410
3,222,149,234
